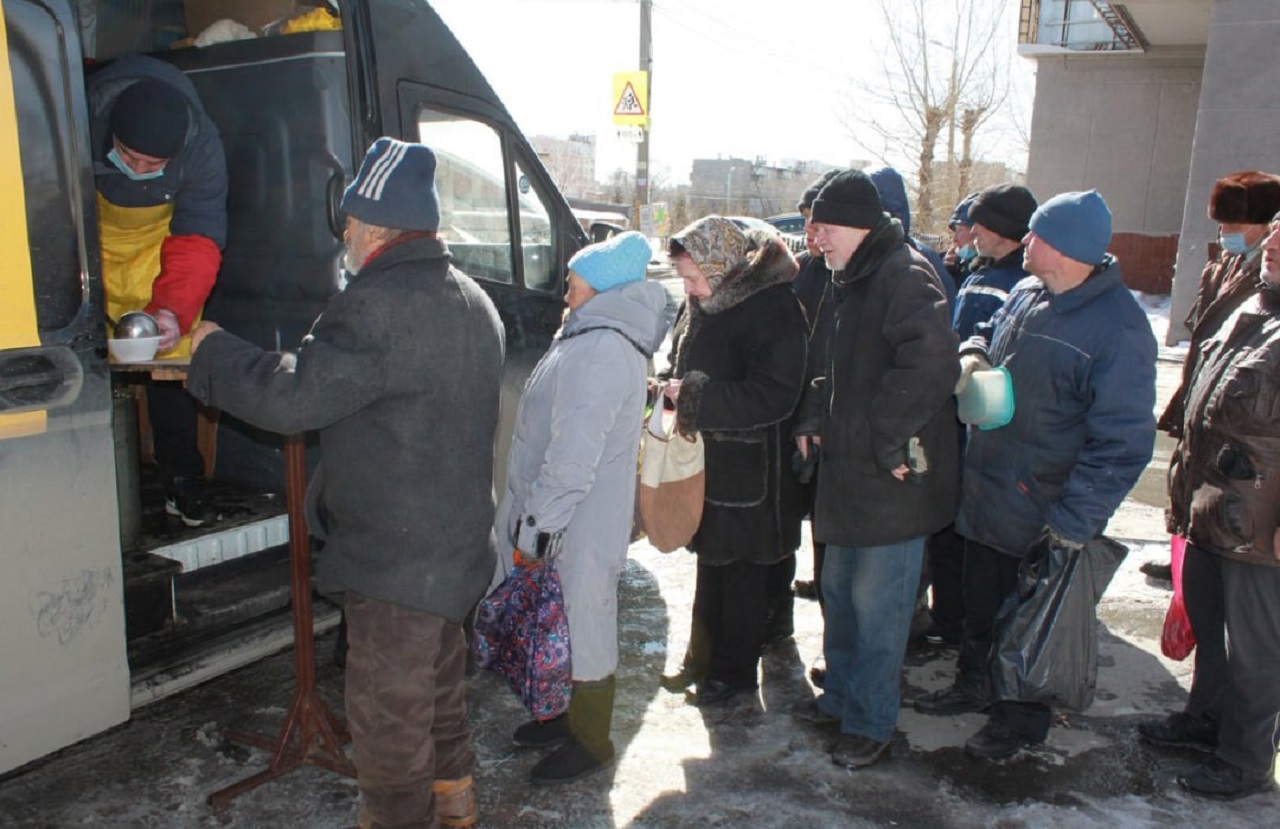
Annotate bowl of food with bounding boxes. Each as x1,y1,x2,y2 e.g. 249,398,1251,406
108,336,162,363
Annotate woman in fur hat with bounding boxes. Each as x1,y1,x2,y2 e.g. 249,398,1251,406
656,216,809,707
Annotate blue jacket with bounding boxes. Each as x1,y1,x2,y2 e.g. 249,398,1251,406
956,257,1156,555
951,249,1027,339
88,55,228,247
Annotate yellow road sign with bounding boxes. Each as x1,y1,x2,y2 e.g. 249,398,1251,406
612,71,648,127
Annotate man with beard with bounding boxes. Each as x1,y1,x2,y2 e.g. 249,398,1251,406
188,138,504,828
794,169,960,769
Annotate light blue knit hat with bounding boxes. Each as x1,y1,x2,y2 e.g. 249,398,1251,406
568,231,651,291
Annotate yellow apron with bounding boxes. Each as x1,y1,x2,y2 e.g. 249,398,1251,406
97,194,202,358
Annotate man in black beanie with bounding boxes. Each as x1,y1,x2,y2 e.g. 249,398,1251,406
952,183,1038,342
89,55,228,526
791,168,960,769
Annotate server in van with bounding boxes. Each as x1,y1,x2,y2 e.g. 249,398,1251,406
187,137,504,829
88,54,228,527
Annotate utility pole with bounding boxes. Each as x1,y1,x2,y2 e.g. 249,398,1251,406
634,0,652,226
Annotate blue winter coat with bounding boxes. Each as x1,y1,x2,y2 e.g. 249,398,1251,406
956,257,1156,555
951,249,1028,339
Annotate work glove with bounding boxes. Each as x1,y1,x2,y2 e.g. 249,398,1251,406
954,352,991,394
155,308,181,353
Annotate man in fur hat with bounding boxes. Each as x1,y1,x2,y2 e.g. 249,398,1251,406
1142,171,1280,581
1145,212,1280,800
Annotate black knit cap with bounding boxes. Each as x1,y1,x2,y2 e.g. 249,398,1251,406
810,169,884,229
109,79,189,159
797,169,839,212
968,183,1038,242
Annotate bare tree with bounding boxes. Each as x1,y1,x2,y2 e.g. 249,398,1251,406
841,0,1009,235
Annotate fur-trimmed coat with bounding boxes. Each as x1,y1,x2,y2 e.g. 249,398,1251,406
665,236,809,565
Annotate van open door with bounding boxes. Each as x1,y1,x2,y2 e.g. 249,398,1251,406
0,0,130,774
343,0,587,486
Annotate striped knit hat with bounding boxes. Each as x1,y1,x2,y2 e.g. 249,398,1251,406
341,137,440,231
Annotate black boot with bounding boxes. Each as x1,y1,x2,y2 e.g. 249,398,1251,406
530,676,616,785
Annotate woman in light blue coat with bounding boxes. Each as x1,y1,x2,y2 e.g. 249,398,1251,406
491,231,670,785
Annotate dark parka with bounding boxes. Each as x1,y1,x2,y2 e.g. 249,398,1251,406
1167,289,1280,567
188,236,505,622
803,218,961,548
957,258,1157,555
668,237,809,566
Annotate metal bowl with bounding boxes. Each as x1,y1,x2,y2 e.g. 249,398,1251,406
115,311,160,339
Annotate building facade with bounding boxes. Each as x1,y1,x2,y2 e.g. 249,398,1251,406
1020,0,1280,342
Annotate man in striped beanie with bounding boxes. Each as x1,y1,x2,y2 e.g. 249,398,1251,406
188,137,503,828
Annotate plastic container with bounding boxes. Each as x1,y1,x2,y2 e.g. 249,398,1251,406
107,336,162,363
956,365,1014,430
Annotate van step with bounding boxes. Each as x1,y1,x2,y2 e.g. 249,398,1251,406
150,513,290,571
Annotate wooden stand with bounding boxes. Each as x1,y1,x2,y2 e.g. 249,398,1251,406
207,433,354,811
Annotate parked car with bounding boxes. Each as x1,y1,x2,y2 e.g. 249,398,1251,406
765,212,805,236
764,212,806,253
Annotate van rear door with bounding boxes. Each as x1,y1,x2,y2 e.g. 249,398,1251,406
0,0,130,775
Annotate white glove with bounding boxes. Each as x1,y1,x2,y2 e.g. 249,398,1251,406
155,308,181,353
954,353,991,394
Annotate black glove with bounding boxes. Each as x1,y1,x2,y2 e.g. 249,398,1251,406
791,443,820,484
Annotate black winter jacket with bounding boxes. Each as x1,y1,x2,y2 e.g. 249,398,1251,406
188,236,505,621
668,237,809,565
804,218,961,547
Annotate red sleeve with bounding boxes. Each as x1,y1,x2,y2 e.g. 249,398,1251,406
145,233,222,333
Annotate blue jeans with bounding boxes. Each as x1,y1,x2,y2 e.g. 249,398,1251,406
817,538,925,742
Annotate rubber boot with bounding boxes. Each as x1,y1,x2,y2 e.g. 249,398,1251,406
530,676,616,785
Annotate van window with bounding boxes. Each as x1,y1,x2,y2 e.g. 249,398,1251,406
418,110,514,284
514,161,555,292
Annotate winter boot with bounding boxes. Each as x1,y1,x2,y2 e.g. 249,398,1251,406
433,774,478,828
530,676,616,785
512,713,571,749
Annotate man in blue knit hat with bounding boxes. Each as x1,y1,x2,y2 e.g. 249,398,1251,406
187,137,505,828
915,189,1157,759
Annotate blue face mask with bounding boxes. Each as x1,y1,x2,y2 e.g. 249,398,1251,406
956,245,976,263
1219,232,1254,256
107,147,166,181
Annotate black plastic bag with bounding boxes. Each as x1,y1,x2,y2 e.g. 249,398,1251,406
991,535,1128,711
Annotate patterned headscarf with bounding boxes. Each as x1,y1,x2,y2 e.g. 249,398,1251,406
669,216,750,292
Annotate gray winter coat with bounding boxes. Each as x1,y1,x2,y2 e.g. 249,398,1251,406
492,280,670,680
187,236,505,622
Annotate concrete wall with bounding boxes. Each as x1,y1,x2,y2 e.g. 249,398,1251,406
1026,51,1203,237
1169,0,1280,343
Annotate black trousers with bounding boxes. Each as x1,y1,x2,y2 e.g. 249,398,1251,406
925,523,966,638
1183,543,1280,775
689,560,770,688
957,539,1052,740
147,382,205,483
956,539,1021,691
